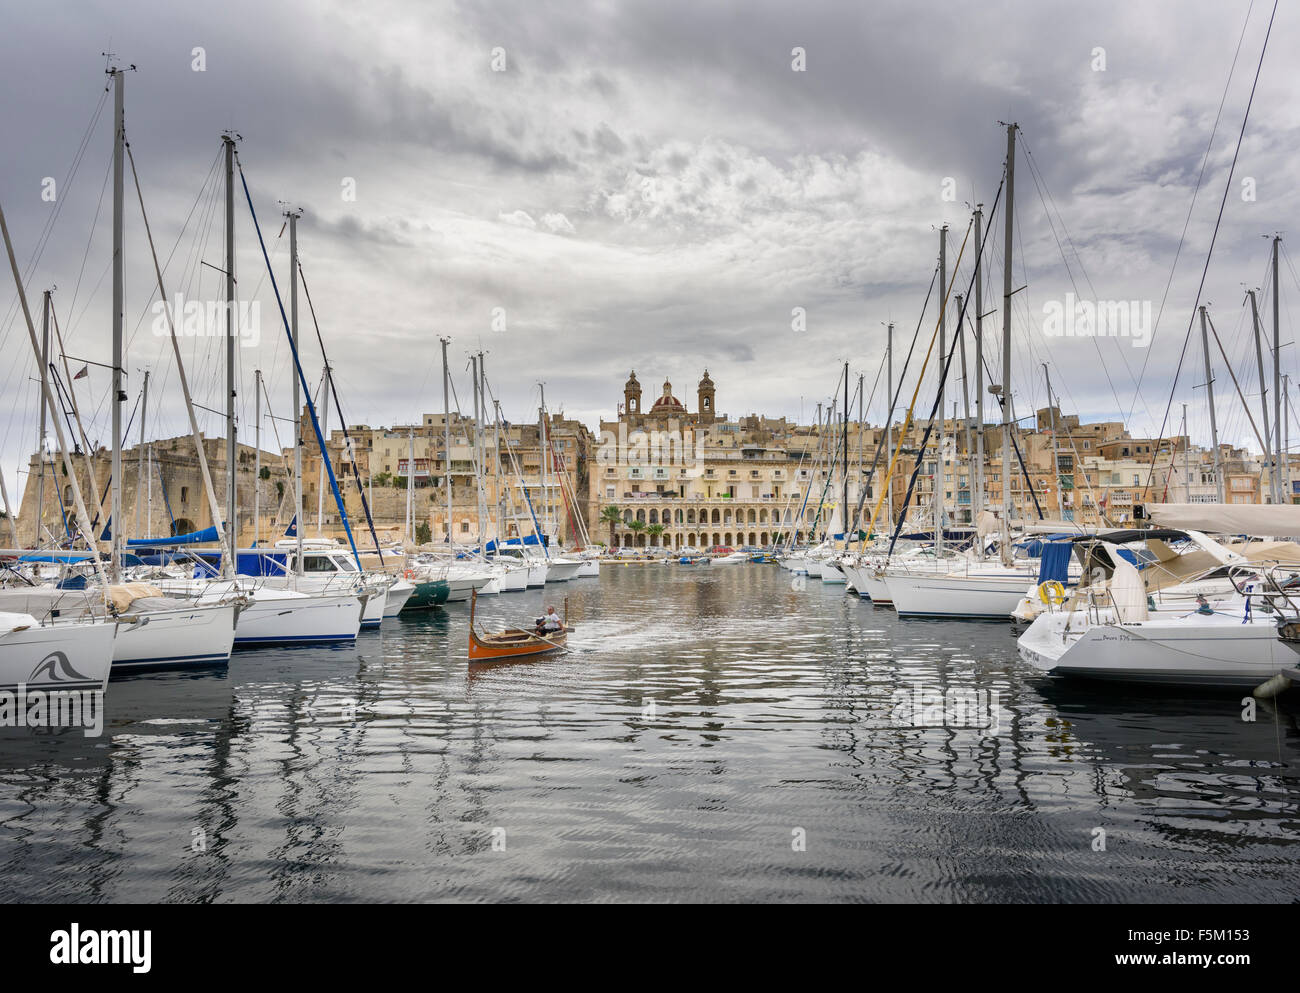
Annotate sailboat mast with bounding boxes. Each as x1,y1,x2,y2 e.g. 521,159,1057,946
222,133,237,575
886,322,894,530
957,294,972,522
253,368,260,546
1044,364,1062,519
1274,236,1287,498
471,354,482,548
135,369,149,540
1199,305,1224,502
842,361,848,539
1,200,108,587
1182,403,1190,502
999,124,1017,562
287,208,303,573
539,382,549,547
317,365,330,535
973,205,985,523
936,224,947,555
35,289,50,544
1247,288,1273,501
110,66,125,582
441,336,452,550
478,351,490,549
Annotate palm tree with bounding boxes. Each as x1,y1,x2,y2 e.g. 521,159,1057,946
599,505,623,548
646,523,665,548
626,519,646,546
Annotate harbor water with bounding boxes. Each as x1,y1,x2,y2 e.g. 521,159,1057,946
1,562,1297,902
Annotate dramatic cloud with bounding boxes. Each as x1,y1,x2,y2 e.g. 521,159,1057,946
1,0,1297,500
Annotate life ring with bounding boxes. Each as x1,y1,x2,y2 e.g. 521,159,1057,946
1037,580,1066,606
403,568,415,580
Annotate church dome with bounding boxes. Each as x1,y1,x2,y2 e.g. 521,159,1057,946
651,378,685,413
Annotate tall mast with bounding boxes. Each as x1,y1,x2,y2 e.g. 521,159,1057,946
1247,288,1273,500
842,360,849,540
885,322,894,530
222,133,237,574
35,289,51,545
1181,403,1190,502
936,224,947,554
957,294,972,522
287,208,302,573
1,200,108,588
406,426,414,546
1043,364,1062,519
253,368,260,546
317,365,330,535
471,354,482,548
110,65,125,582
1199,305,1224,502
999,125,1017,563
973,205,985,523
539,382,549,547
135,369,148,539
478,351,491,549
1274,235,1283,499
441,336,452,550
494,398,504,537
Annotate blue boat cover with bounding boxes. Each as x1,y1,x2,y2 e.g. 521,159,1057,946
1036,542,1074,585
127,525,220,547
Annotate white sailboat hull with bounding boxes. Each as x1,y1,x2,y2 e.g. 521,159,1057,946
0,618,115,693
111,602,238,671
383,580,416,617
544,559,582,582
887,572,1034,619
820,561,847,583
1018,608,1300,688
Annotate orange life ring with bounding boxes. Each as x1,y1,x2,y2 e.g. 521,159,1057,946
403,568,415,580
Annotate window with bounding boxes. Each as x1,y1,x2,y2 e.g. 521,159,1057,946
180,486,189,504
461,521,470,533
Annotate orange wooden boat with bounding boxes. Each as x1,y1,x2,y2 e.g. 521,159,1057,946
468,590,569,663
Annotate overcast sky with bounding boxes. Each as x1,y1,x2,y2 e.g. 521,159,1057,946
2,0,1298,504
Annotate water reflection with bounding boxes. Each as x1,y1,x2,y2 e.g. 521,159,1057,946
0,563,1297,902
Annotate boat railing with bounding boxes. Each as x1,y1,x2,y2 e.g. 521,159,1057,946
1227,562,1300,621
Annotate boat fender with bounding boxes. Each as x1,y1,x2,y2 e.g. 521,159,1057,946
1252,673,1292,700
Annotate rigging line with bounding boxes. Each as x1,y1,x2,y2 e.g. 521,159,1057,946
0,84,110,343
863,204,985,543
1205,309,1267,454
1129,0,1257,425
1019,141,1142,426
1141,0,1278,500
236,150,363,570
297,258,386,562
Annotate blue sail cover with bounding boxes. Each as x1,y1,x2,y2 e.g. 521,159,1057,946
126,525,220,547
1036,542,1074,584
485,534,547,552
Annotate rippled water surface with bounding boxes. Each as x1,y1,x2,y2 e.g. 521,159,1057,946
2,563,1298,903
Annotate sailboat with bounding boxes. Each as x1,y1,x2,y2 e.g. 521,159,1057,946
5,67,241,671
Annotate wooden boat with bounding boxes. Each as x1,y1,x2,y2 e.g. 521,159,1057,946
467,590,568,663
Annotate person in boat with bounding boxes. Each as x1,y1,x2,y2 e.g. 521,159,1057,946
535,606,563,636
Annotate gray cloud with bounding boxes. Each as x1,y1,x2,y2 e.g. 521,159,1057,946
2,0,1298,501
